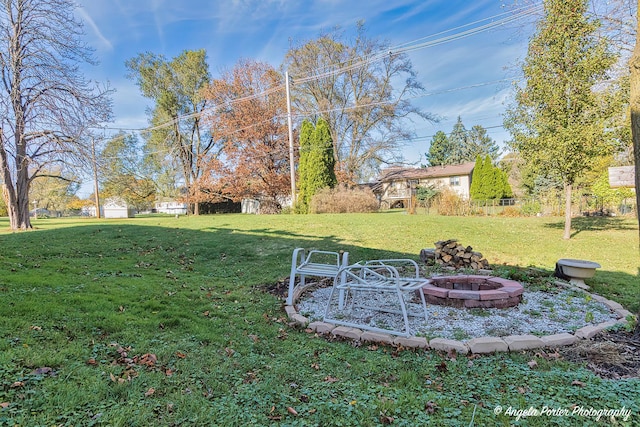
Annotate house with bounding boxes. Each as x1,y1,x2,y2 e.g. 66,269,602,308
155,200,188,215
372,162,475,209
103,196,135,218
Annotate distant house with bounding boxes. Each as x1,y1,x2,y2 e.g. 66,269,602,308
155,200,188,215
103,197,135,218
372,162,475,209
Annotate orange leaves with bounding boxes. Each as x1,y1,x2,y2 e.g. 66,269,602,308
136,353,157,367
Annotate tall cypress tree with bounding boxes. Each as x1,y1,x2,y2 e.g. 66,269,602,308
296,120,314,213
297,118,336,213
313,118,337,189
480,155,496,199
469,155,485,201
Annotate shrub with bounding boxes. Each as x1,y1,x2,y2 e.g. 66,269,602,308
499,206,521,217
520,200,542,216
434,189,469,216
309,185,379,213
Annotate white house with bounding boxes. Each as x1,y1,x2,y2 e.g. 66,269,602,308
155,200,188,215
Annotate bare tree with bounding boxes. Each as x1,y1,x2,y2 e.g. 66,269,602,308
0,0,112,230
283,23,435,183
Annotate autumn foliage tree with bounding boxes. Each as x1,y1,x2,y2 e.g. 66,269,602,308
202,60,291,213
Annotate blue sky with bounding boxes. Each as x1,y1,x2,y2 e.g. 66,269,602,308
75,0,536,171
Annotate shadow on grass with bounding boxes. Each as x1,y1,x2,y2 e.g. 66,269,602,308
2,220,638,312
543,216,638,238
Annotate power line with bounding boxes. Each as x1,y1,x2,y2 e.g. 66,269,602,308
92,5,540,137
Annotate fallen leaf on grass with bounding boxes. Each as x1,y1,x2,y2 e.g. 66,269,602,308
571,380,586,387
10,382,24,388
86,358,98,366
0,402,9,409
324,376,339,383
527,360,538,369
425,401,439,414
137,353,157,367
144,387,155,397
287,407,298,416
29,325,42,331
380,414,394,424
203,311,210,317
176,351,187,359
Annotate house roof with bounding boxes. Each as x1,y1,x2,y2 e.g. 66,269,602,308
377,162,475,182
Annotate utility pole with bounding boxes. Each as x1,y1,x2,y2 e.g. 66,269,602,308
285,71,296,208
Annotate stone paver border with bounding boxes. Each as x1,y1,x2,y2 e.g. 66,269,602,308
285,277,636,354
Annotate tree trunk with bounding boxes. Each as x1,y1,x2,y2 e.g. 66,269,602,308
0,133,31,230
563,182,572,240
630,0,640,250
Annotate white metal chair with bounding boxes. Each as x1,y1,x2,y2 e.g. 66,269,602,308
287,248,349,305
323,259,429,337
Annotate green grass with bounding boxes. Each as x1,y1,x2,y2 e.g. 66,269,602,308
0,213,638,426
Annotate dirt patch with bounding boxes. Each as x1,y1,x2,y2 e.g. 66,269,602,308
261,277,332,299
558,329,640,380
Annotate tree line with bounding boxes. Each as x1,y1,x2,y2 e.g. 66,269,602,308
0,0,636,241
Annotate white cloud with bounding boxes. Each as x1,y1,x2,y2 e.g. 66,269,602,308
76,7,113,51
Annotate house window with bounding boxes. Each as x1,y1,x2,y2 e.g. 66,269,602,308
449,176,460,186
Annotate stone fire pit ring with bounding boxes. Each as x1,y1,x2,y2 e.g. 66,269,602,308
422,275,524,309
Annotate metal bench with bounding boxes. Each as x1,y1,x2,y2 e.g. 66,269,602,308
287,248,349,305
323,259,429,337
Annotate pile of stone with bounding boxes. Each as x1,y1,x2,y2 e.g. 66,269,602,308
420,239,490,270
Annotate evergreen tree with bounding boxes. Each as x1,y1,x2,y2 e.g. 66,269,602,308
469,155,485,201
470,155,513,201
296,118,336,213
468,125,501,161
480,155,496,199
448,117,469,164
310,117,337,191
425,131,450,166
499,169,514,199
296,120,314,213
426,119,500,166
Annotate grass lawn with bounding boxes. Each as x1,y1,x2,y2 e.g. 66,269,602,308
0,212,638,426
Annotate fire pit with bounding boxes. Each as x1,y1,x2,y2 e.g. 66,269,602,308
422,275,524,309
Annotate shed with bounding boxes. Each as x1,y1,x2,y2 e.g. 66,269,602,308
103,197,135,218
